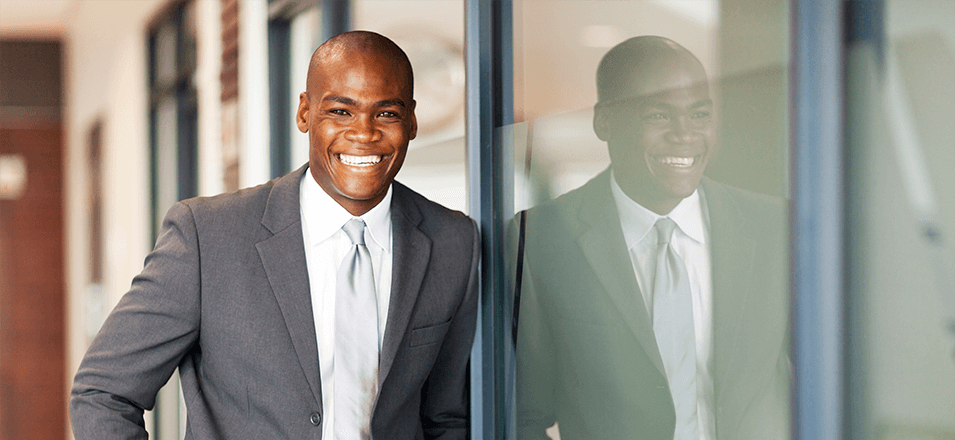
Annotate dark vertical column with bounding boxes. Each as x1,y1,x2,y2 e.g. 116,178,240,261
844,2,884,439
466,0,513,438
268,18,291,178
321,0,350,42
790,1,846,439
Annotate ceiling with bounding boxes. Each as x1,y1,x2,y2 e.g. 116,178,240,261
0,0,78,37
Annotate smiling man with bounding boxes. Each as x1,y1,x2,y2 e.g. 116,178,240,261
515,36,790,439
71,31,479,440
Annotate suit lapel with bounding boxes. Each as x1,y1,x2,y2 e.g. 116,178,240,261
379,183,431,388
255,165,324,408
577,172,666,377
702,178,757,402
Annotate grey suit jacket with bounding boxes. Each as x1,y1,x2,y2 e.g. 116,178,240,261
71,166,480,439
515,170,790,439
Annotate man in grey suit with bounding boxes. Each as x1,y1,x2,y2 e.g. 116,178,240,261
515,36,789,439
71,31,479,439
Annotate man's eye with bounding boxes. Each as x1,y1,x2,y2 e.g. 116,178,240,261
378,111,399,118
329,109,350,116
644,113,668,121
692,111,711,119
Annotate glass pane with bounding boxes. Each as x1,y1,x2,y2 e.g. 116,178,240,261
180,1,198,75
508,1,791,439
154,96,179,236
352,0,467,212
289,6,321,170
849,1,955,438
154,21,178,89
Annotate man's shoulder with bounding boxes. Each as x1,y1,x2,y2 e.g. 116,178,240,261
170,168,302,235
182,180,274,213
701,177,788,222
523,170,611,230
175,179,277,225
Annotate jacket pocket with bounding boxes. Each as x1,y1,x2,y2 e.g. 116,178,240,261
408,320,452,347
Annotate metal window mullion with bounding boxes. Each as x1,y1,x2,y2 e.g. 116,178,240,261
466,0,513,439
791,1,846,440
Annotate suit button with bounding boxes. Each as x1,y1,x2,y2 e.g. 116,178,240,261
309,412,322,426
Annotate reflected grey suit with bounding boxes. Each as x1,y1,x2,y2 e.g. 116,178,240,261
516,170,790,439
71,166,479,439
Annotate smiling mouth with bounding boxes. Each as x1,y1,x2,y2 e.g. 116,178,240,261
338,154,383,167
653,155,699,168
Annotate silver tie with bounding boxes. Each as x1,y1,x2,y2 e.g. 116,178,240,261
335,219,379,440
651,218,699,439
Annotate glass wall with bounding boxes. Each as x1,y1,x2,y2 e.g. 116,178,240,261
847,1,955,439
503,1,791,439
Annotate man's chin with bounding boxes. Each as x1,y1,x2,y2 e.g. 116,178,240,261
659,178,703,201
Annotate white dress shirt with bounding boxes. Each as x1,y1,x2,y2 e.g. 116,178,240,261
299,169,393,438
610,171,715,440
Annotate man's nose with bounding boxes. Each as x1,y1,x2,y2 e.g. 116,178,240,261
666,116,699,144
344,115,382,143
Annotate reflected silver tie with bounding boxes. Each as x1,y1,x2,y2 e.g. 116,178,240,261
651,218,699,439
335,219,379,440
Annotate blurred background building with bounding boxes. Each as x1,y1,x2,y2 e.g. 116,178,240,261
0,0,952,439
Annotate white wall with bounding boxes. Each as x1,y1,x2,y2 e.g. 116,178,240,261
64,2,165,433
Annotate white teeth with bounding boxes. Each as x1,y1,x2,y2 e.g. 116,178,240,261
657,156,695,167
339,154,382,166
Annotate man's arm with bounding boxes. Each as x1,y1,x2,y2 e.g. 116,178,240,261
514,257,559,440
419,219,480,440
70,201,202,439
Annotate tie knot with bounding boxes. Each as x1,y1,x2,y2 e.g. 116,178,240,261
343,219,366,246
655,217,677,246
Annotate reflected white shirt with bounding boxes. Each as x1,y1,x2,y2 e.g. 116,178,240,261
610,171,715,440
299,169,393,439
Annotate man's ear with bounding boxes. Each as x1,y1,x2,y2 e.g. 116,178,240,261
296,92,310,133
593,103,611,142
408,100,418,140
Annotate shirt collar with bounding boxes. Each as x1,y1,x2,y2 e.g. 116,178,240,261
609,170,706,247
300,168,393,253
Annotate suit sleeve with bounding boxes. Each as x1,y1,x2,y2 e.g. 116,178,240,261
505,214,557,440
419,219,480,440
70,201,203,439
514,255,559,440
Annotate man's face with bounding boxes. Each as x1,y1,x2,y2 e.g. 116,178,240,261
297,51,417,216
595,61,715,214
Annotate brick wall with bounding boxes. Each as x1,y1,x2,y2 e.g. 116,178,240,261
221,0,240,191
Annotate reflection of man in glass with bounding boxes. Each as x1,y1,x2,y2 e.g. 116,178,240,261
516,36,789,439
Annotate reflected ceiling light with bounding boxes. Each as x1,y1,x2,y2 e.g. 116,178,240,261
579,25,627,48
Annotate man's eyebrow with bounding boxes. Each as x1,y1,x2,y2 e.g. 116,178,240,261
643,98,713,110
321,96,407,109
375,99,407,108
323,95,358,106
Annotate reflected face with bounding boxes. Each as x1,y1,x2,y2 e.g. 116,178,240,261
297,50,417,216
596,60,715,215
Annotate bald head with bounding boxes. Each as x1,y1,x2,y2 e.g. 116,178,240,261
596,36,707,104
306,31,414,98
296,31,418,216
